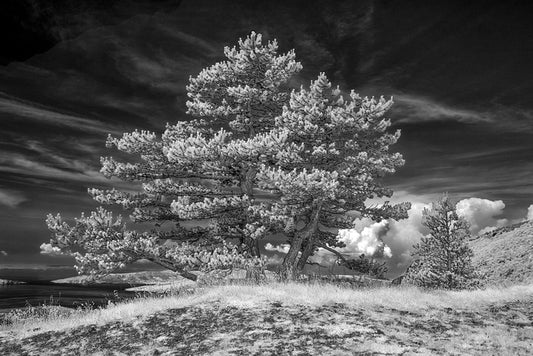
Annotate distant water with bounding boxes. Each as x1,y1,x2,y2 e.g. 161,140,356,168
0,283,139,310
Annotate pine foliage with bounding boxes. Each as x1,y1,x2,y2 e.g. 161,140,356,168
257,73,410,277
44,32,408,281
45,32,299,280
404,195,481,289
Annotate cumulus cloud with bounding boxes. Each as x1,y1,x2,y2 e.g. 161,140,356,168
264,200,431,276
338,220,392,257
265,222,395,267
308,220,395,266
527,205,533,221
307,201,432,275
39,243,63,256
380,202,430,271
264,243,290,254
455,198,508,235
0,189,27,208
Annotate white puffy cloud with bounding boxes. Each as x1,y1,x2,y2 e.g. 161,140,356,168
265,222,394,267
338,220,392,258
308,220,394,266
527,205,533,221
380,202,430,271
455,198,508,235
310,201,432,275
264,200,431,276
39,243,63,256
264,243,290,254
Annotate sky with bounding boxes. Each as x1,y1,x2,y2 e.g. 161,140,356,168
1,0,533,279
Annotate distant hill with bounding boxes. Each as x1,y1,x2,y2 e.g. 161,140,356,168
53,270,189,285
469,221,533,286
0,279,25,286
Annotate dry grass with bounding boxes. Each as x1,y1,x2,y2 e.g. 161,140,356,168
470,221,533,286
2,280,533,339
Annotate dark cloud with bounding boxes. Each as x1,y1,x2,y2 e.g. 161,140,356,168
0,0,185,64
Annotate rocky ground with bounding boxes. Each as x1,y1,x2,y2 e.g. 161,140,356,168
1,297,532,355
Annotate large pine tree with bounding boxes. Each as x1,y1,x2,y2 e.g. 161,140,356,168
404,195,480,289
45,32,408,281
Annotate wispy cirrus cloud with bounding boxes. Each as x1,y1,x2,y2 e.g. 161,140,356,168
0,154,104,183
392,94,489,124
390,93,533,133
0,93,122,136
0,189,27,208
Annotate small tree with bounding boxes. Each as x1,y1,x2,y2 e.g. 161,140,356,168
404,195,480,289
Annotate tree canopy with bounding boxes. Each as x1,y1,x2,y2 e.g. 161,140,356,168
45,32,408,281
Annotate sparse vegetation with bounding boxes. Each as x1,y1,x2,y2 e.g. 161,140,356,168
470,221,533,286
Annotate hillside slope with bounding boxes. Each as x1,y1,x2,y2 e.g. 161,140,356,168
469,221,533,286
2,283,533,355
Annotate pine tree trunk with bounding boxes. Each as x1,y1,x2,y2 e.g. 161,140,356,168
240,167,256,198
240,167,260,257
279,206,321,280
278,233,304,280
296,234,317,271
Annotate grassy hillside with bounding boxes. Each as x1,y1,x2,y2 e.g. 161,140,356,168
470,221,533,286
1,282,533,355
